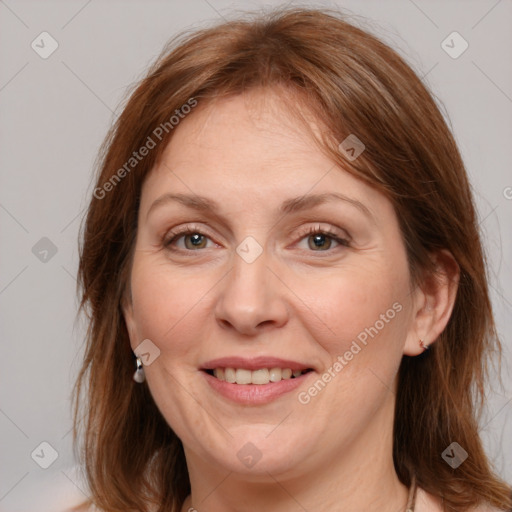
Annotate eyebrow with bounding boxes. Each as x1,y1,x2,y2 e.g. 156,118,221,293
146,192,373,221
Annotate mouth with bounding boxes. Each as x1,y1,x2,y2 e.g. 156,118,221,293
200,356,315,404
203,367,313,385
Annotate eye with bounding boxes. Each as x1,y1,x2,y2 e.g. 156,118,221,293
297,226,350,252
164,228,215,251
163,224,349,253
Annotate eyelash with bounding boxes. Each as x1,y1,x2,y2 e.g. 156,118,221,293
300,225,351,249
163,224,351,253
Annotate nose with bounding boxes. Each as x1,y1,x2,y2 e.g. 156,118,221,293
214,252,289,336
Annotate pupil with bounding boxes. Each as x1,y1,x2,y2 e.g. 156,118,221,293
185,233,206,249
190,234,203,245
310,234,331,250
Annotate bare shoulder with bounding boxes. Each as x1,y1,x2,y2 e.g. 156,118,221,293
470,503,509,512
416,487,508,512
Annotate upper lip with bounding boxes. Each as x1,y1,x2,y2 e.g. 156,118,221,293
200,356,314,372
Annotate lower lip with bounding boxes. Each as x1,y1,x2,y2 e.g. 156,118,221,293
202,371,312,405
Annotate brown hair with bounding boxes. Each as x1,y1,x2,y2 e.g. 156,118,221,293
74,7,511,512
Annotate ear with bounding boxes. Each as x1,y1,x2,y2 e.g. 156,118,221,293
121,292,139,351
403,250,460,356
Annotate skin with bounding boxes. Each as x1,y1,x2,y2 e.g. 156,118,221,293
123,88,458,512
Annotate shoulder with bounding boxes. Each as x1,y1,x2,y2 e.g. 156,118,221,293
470,503,510,512
416,487,508,512
467,503,508,512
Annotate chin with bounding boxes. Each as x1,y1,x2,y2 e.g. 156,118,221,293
196,425,319,478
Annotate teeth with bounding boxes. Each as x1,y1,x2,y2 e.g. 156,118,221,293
224,367,236,383
282,368,292,379
211,367,308,384
269,368,281,382
213,368,224,380
235,368,252,385
253,368,270,384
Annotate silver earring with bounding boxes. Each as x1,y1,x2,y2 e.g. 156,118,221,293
133,356,145,383
419,339,430,351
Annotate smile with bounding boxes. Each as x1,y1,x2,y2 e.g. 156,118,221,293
200,357,315,404
207,367,311,385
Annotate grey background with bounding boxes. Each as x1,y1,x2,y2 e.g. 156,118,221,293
1,0,511,509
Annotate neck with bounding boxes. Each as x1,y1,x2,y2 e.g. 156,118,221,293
182,393,409,512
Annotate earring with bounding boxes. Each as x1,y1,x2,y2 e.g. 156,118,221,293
419,339,430,351
133,356,145,383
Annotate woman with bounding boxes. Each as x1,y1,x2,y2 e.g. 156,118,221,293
73,7,512,512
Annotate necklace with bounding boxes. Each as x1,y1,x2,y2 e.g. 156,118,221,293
405,475,418,512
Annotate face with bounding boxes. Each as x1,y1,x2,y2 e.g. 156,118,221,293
124,88,421,480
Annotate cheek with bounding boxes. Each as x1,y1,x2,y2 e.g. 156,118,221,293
292,266,411,425
129,258,213,358
296,261,411,364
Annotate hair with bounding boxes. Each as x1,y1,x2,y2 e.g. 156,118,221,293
73,6,511,512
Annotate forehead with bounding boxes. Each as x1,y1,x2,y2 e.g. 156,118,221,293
167,88,326,166
139,88,389,221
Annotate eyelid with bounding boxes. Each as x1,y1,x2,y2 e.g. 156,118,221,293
163,222,351,252
293,223,351,243
163,223,219,247
288,224,351,256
